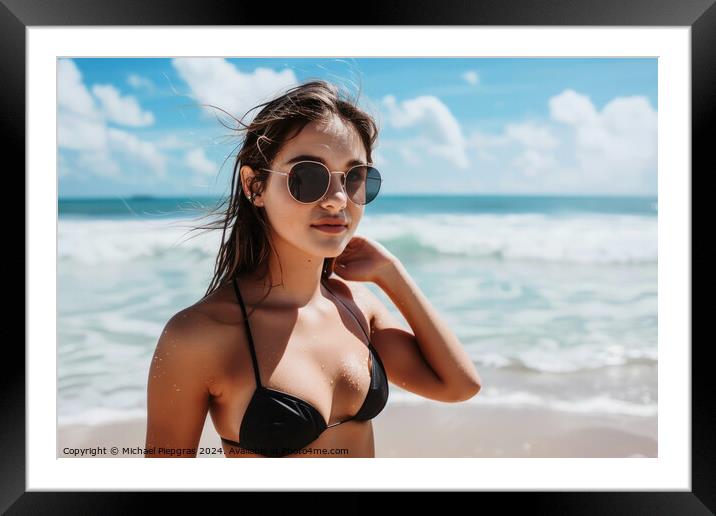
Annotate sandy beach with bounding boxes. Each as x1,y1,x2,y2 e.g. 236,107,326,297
57,401,657,458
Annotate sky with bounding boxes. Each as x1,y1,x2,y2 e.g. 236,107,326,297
57,57,657,198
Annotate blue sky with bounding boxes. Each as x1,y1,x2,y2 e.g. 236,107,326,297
58,57,657,198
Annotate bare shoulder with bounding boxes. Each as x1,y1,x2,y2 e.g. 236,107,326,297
153,284,241,381
154,307,223,366
161,305,219,345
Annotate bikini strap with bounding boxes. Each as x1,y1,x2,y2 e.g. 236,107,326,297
326,416,355,428
232,276,262,388
321,277,372,343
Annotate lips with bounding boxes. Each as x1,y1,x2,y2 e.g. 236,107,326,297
311,224,347,234
311,220,348,227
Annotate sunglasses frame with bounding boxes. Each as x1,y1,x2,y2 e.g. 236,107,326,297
259,160,382,205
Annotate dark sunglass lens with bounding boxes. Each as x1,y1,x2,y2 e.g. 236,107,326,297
347,166,381,204
288,162,329,202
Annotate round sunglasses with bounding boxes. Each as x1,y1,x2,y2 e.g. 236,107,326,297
259,160,382,205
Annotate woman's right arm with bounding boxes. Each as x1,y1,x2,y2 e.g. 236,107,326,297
145,310,214,458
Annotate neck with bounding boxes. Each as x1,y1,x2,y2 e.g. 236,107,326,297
247,233,331,309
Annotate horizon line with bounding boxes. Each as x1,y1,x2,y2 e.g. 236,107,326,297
59,192,658,201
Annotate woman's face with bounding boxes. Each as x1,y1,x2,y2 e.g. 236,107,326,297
244,114,367,260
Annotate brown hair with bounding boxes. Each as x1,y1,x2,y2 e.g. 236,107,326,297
185,79,380,307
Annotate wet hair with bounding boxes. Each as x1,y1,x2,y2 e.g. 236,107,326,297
187,79,380,307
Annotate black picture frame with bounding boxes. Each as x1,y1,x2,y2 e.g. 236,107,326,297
6,0,708,511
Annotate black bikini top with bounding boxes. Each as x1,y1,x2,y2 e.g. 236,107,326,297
220,275,389,457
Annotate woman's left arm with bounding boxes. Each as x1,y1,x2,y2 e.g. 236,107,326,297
373,260,482,401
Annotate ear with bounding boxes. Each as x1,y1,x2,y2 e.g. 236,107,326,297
239,165,253,197
240,165,261,202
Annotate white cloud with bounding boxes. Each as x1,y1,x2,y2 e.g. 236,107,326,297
549,88,599,126
467,88,657,194
381,94,469,169
156,134,191,150
127,73,155,91
470,121,559,151
57,59,107,151
58,111,109,152
185,148,216,176
58,59,168,181
512,148,557,177
92,84,155,126
107,128,167,177
504,121,560,150
171,58,299,123
469,130,511,149
469,121,560,177
462,70,480,85
76,149,121,178
549,89,657,190
58,59,100,119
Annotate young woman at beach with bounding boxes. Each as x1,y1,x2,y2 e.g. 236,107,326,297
144,80,481,458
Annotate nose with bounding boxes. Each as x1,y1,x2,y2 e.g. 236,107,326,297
319,172,349,207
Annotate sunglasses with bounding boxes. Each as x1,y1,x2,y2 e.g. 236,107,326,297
259,160,382,205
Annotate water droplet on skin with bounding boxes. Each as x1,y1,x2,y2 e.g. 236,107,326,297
321,364,325,369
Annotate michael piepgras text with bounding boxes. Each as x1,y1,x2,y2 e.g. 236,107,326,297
62,446,225,456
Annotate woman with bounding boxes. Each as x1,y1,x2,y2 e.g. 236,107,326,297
144,80,481,458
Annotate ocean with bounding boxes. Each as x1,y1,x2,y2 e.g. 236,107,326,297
58,194,658,426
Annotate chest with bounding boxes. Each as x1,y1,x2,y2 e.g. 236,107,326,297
209,295,375,435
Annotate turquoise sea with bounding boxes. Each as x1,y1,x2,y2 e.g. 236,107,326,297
58,194,658,425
